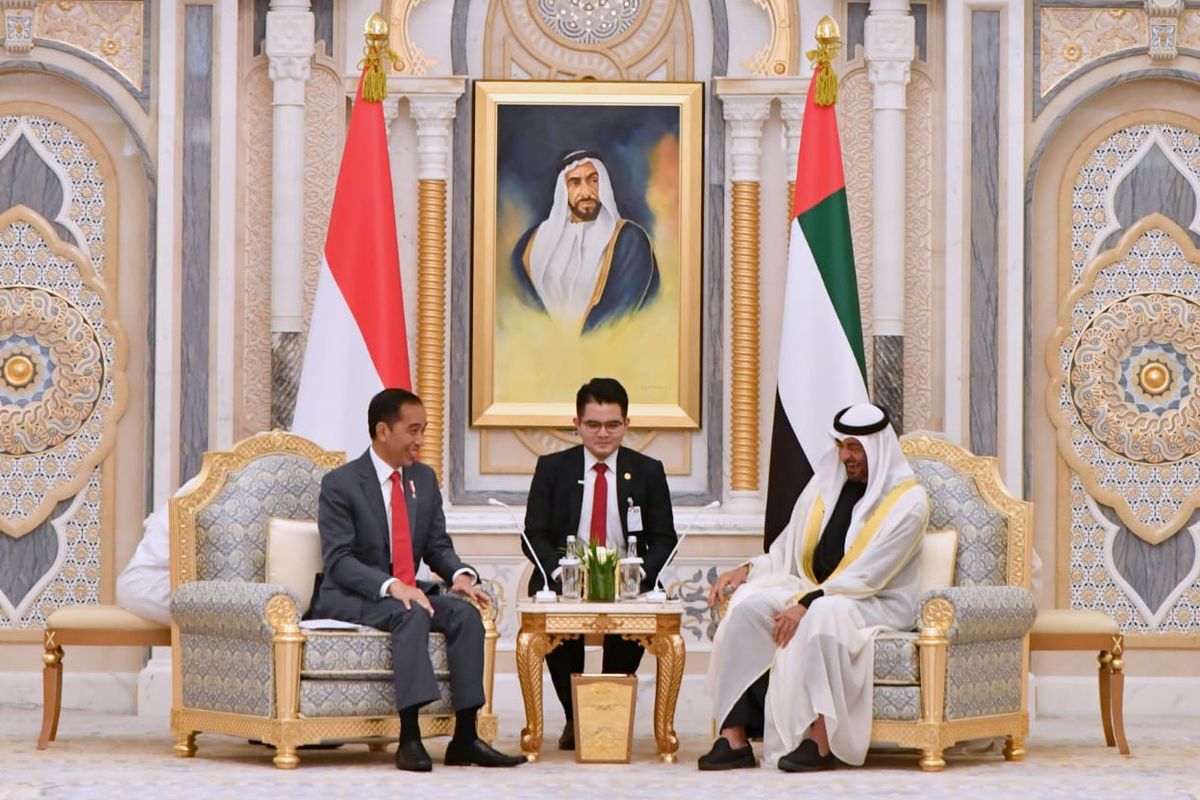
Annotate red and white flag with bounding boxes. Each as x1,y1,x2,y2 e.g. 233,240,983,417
291,73,411,457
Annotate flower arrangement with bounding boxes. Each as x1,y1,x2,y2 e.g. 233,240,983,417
570,539,619,602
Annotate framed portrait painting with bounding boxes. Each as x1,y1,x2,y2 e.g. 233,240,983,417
471,81,703,428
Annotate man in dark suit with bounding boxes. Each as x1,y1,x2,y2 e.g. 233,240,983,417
522,377,677,749
312,388,524,771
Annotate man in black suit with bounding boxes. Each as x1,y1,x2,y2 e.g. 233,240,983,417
523,377,677,749
312,388,524,771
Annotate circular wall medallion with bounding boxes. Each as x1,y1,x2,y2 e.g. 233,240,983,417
1070,292,1200,464
0,286,103,455
537,0,643,45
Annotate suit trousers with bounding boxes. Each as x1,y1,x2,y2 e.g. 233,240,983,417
546,635,645,719
357,592,486,713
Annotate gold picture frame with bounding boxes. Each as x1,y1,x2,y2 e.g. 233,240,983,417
471,81,704,428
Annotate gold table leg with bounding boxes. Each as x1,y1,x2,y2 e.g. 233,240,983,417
649,629,685,763
516,621,567,763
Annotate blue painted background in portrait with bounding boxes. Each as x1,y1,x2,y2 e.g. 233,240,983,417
495,103,680,234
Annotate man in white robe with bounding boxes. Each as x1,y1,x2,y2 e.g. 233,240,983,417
700,403,928,772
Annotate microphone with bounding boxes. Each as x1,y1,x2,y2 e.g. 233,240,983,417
643,500,720,602
488,498,557,603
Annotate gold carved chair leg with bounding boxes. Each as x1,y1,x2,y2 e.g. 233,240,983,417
1110,636,1129,755
1003,735,1025,761
920,747,946,772
1097,650,1116,747
174,730,197,758
37,637,64,750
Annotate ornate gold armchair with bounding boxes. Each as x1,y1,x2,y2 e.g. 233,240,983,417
168,431,498,768
867,434,1036,770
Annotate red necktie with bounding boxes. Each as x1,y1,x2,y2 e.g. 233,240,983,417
389,471,416,585
589,463,609,548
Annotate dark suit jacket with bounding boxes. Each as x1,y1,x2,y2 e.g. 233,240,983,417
523,445,676,596
312,451,467,622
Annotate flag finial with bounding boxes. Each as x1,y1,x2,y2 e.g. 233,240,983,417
359,12,398,102
806,16,842,107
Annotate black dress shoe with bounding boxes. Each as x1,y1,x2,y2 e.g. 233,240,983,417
697,738,757,770
778,739,838,772
395,739,433,772
558,721,575,751
443,737,526,767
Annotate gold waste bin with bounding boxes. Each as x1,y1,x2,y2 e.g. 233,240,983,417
571,673,638,764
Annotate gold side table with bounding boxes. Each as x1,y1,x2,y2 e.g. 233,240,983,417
515,600,686,763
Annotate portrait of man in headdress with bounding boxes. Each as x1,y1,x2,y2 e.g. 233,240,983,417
510,149,661,334
472,84,703,427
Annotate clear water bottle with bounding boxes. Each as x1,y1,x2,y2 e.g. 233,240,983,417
559,535,583,601
618,535,644,601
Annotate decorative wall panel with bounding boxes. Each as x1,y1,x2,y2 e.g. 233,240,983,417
238,60,341,438
837,63,937,433
470,554,741,651
1049,118,1200,637
482,0,693,80
1038,8,1145,99
240,63,274,436
34,1,145,91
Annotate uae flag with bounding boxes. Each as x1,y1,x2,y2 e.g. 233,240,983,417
763,65,869,549
291,72,412,457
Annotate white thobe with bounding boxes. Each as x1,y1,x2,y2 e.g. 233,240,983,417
708,475,929,766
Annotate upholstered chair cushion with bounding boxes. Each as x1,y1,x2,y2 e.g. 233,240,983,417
908,457,1009,586
873,632,920,684
920,528,959,595
194,454,329,583
266,517,322,615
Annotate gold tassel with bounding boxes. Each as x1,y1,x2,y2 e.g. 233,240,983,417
806,16,843,107
358,11,398,103
814,64,839,106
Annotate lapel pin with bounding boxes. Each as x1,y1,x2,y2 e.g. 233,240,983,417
624,472,631,481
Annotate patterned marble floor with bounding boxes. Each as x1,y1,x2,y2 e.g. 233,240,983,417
2,707,1197,800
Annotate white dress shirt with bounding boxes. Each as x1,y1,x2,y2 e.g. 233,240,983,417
370,448,474,598
576,449,624,552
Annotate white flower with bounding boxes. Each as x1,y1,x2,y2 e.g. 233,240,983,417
596,545,608,562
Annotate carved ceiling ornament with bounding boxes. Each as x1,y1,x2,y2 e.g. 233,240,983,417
0,207,127,538
1048,214,1200,545
483,0,692,80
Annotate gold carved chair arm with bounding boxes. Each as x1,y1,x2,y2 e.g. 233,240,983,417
171,580,299,640
917,586,1036,645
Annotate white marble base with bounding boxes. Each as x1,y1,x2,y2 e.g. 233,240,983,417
0,671,137,715
1032,675,1199,719
136,647,172,722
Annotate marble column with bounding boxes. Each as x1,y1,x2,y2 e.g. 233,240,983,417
865,0,914,430
407,93,460,486
720,96,771,494
265,0,313,430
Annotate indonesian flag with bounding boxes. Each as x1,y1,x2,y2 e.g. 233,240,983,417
763,65,869,549
291,73,411,457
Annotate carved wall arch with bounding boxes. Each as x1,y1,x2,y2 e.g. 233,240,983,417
482,0,694,80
